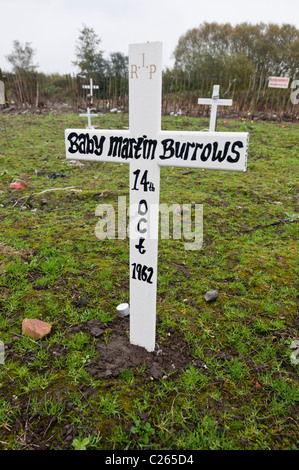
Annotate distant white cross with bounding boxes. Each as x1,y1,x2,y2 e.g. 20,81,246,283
198,85,232,132
82,78,99,104
79,107,98,129
65,42,249,352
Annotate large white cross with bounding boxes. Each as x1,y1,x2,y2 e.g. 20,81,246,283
65,42,249,352
82,78,99,104
79,107,98,129
198,85,232,132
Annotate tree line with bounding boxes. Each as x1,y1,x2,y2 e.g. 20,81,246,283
173,22,299,77
1,25,129,108
1,22,298,117
164,22,299,117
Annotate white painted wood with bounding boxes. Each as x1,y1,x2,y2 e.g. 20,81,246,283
268,77,290,88
65,42,249,352
79,107,98,129
198,85,232,131
65,128,248,171
82,78,99,104
128,42,162,351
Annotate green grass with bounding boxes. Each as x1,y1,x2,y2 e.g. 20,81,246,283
0,111,298,450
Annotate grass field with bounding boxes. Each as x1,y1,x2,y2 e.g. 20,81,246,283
0,111,298,450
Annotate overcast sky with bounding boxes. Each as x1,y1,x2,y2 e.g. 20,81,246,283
1,0,299,75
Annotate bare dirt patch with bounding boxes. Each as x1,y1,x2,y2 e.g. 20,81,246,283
69,316,194,381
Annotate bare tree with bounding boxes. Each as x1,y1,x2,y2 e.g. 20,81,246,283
6,40,39,106
73,25,104,76
6,40,38,73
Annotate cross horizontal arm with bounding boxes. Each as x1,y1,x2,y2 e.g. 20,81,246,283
198,98,232,106
79,113,98,118
157,130,248,172
65,129,130,163
82,85,99,89
65,128,248,172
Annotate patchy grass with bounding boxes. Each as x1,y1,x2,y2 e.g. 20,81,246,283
0,111,298,450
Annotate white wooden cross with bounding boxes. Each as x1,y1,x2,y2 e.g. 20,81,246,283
65,42,249,352
79,107,98,129
198,85,232,132
82,78,99,104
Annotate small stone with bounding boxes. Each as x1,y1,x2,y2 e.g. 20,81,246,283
67,160,86,167
73,299,88,308
22,318,52,340
204,290,219,302
150,363,163,380
90,327,104,338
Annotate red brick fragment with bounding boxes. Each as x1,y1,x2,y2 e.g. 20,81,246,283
22,318,52,340
9,181,26,189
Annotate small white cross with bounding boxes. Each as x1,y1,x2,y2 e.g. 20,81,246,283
79,107,98,129
198,85,232,132
82,78,99,104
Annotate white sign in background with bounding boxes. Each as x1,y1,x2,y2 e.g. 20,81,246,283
268,77,290,88
65,42,249,352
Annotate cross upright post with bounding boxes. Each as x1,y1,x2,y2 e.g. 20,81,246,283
65,42,249,352
198,85,232,132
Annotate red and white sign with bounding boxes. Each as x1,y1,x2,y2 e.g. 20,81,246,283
268,77,290,89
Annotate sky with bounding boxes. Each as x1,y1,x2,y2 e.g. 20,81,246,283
1,0,299,75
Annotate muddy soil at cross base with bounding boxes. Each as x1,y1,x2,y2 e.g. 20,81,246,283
2,315,195,450
73,315,193,380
